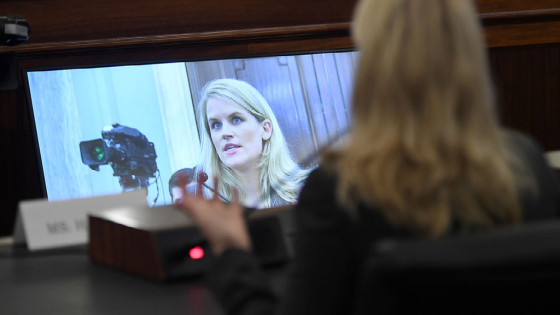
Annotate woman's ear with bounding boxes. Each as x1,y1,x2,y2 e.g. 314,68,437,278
262,119,272,141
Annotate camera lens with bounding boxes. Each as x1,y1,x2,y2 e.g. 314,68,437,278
91,146,105,161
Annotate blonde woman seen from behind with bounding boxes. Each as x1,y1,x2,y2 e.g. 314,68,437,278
336,0,526,235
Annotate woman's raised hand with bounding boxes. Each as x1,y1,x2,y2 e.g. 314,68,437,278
174,173,251,256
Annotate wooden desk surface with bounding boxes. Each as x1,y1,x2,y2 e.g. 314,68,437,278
0,245,289,315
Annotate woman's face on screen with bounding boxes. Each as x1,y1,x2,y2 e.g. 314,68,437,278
206,96,272,172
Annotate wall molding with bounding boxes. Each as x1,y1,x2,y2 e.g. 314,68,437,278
2,23,351,58
1,8,559,57
481,8,560,26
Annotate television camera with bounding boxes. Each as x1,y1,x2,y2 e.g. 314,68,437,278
79,124,159,192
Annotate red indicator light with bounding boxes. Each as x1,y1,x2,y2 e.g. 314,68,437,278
189,246,204,260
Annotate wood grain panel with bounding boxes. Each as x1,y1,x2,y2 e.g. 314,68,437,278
485,21,560,48
476,0,560,14
89,206,291,281
1,1,558,55
0,23,352,56
0,87,43,235
0,0,358,45
12,36,353,74
490,44,560,151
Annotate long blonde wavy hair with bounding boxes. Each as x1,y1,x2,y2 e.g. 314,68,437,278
331,0,530,236
195,78,310,207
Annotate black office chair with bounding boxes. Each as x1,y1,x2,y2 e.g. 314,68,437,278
354,221,560,315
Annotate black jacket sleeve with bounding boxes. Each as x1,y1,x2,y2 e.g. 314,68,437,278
207,168,361,315
207,249,278,315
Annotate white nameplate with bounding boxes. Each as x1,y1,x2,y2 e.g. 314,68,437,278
13,190,148,251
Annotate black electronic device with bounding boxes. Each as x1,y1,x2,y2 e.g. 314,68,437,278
89,204,295,281
0,15,30,46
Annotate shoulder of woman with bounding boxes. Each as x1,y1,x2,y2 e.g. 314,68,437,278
502,128,545,156
502,128,560,190
294,166,354,230
298,166,339,201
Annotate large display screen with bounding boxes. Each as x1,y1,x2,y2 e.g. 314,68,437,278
25,51,358,207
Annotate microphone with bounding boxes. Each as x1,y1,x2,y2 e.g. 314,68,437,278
194,171,257,217
196,171,231,202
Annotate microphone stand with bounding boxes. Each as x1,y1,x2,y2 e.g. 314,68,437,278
201,182,230,202
199,180,256,218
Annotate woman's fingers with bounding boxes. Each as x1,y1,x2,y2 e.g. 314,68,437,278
213,175,219,201
176,172,188,204
176,173,243,221
173,178,250,255
179,192,214,226
176,172,205,220
196,172,204,198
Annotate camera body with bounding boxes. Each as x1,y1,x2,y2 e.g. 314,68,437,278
80,124,158,190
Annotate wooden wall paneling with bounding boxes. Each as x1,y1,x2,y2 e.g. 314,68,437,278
283,56,319,160
310,54,346,142
333,52,359,124
0,87,43,235
485,21,560,48
315,53,355,138
0,89,19,235
288,53,356,159
0,0,358,46
12,32,353,72
2,0,559,52
476,0,560,14
490,43,560,151
233,56,315,162
476,0,560,48
186,59,236,106
1,0,558,58
297,55,334,152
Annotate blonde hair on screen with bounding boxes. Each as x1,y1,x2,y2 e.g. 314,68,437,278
196,78,309,207
330,0,529,235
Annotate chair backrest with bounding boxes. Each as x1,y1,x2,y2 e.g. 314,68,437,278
354,221,560,315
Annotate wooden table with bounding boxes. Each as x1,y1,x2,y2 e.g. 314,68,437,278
0,244,289,315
